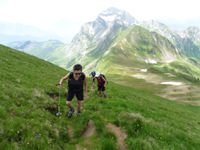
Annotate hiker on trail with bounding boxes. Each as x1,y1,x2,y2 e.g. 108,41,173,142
91,71,107,98
58,64,88,118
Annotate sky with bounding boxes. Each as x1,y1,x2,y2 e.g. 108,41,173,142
0,0,200,43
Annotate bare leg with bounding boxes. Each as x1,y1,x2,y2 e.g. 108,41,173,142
102,91,107,98
98,91,102,97
66,101,73,109
66,101,74,118
77,100,81,113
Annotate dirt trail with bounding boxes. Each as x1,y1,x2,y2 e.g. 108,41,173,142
76,144,87,150
106,123,128,150
82,120,96,138
67,126,73,138
76,120,95,150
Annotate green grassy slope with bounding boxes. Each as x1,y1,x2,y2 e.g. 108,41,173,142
94,26,200,103
0,45,200,150
0,45,67,149
91,25,177,72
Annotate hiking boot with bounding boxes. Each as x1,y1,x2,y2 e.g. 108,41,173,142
67,108,74,118
77,111,81,117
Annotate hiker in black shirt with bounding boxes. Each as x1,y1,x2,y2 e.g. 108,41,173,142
59,64,88,118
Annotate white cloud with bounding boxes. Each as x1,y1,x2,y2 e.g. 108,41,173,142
1,0,199,25
0,0,200,42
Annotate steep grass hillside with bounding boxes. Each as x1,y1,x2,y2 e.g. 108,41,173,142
0,45,200,150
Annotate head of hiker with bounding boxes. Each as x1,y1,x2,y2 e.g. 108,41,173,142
73,64,82,77
90,71,96,78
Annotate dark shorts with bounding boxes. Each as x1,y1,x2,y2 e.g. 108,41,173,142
67,90,84,101
98,84,105,91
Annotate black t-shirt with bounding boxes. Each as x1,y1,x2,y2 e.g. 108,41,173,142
68,72,85,91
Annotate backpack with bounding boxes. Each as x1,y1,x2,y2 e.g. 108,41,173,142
99,74,108,84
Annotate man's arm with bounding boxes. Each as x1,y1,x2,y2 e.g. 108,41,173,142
101,76,107,86
84,77,88,93
92,77,96,88
59,74,69,85
84,77,88,98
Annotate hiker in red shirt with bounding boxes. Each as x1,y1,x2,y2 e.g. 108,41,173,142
92,72,107,98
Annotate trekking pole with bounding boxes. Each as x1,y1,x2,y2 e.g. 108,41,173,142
56,84,62,117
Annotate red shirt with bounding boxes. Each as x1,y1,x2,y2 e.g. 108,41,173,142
96,76,105,86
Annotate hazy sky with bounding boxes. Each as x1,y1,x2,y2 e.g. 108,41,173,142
0,0,200,42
